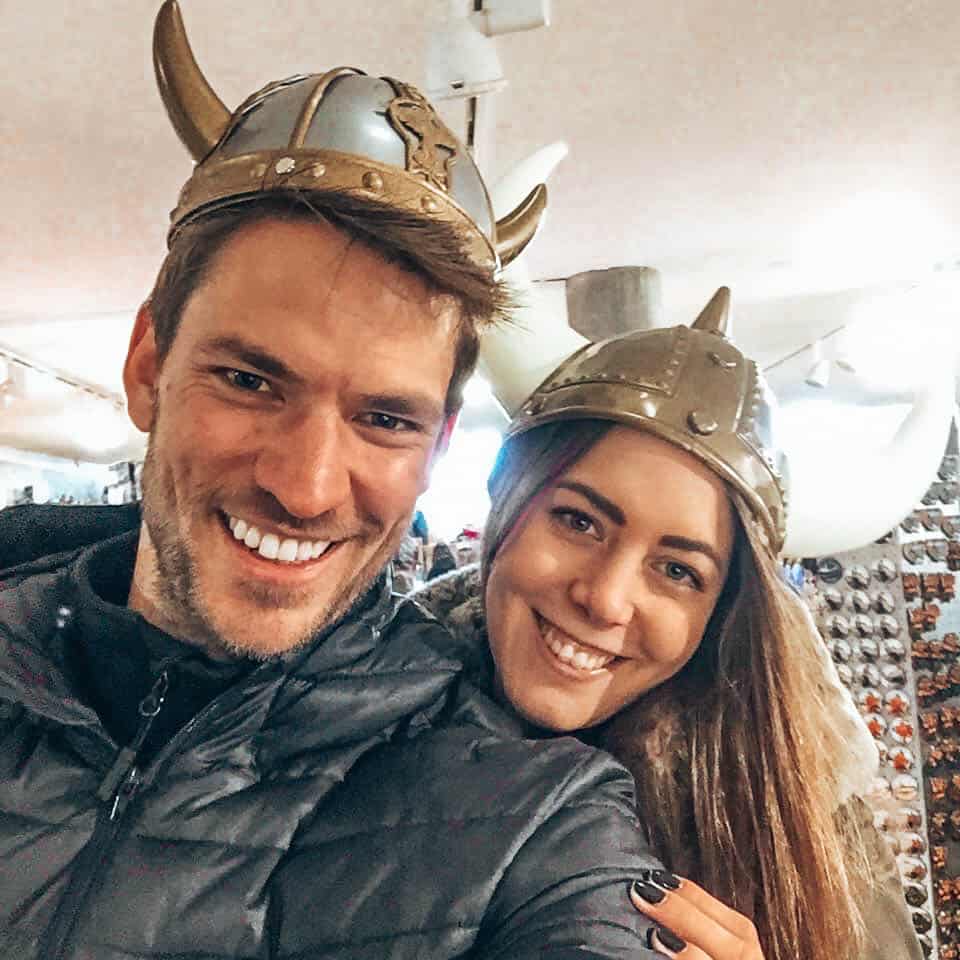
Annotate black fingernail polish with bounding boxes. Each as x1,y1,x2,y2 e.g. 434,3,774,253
652,869,681,891
654,925,687,954
632,879,666,904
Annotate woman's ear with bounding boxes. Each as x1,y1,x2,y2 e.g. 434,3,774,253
124,303,159,432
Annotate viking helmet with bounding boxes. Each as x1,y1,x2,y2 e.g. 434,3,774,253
506,288,789,552
153,0,545,272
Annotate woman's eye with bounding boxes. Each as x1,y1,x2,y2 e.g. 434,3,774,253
552,507,600,539
225,370,270,393
663,561,701,589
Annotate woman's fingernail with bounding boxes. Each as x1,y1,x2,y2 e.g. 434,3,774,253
652,925,687,955
631,879,667,904
652,869,681,891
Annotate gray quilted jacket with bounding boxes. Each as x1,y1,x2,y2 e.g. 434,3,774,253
0,535,663,959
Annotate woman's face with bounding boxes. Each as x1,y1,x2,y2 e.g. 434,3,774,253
485,426,736,731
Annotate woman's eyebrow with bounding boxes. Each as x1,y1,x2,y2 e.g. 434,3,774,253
659,535,724,573
555,481,625,526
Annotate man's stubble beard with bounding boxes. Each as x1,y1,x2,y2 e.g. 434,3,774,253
137,425,408,662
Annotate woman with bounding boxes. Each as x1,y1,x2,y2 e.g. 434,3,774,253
416,289,920,960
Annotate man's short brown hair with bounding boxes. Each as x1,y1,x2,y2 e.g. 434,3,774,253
147,192,512,414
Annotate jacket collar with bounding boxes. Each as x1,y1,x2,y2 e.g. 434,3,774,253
0,532,458,762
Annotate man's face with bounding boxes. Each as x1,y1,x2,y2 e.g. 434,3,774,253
125,217,458,659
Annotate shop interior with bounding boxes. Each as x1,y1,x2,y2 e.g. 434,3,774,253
4,1,960,955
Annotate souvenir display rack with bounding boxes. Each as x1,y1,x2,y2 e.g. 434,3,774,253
803,445,960,960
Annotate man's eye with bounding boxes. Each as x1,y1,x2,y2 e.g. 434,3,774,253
224,370,270,393
364,412,417,432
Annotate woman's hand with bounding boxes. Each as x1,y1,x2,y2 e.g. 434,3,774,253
630,871,764,959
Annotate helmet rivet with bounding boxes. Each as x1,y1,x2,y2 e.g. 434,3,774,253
251,163,267,179
311,163,327,178
275,157,296,175
362,171,384,192
710,351,737,369
688,411,719,435
421,195,440,213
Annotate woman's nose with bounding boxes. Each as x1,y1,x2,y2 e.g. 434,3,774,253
569,554,640,628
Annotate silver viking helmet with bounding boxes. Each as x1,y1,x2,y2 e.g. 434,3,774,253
507,288,789,552
153,0,546,272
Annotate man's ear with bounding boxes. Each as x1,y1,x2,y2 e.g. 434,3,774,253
433,412,459,458
123,303,160,432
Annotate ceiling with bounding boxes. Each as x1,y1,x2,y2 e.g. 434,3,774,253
1,0,959,463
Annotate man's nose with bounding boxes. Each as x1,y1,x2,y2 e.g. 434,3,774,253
569,552,641,628
253,410,352,520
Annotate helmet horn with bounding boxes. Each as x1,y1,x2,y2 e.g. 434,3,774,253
494,184,548,268
692,286,732,337
153,0,232,161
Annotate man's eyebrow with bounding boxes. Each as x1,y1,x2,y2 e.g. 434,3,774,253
198,336,306,386
659,535,724,573
556,481,625,526
358,392,446,424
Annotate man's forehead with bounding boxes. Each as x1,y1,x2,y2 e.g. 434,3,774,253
210,216,460,333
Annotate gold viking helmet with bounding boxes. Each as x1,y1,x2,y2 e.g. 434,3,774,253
152,0,546,272
506,288,789,552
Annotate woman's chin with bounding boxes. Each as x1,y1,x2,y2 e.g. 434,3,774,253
512,689,603,733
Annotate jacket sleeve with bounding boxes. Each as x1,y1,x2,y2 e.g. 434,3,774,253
471,748,663,959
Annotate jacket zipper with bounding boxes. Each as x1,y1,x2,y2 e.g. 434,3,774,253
39,668,171,960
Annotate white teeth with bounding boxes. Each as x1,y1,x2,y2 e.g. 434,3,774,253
227,514,333,565
540,620,615,672
258,533,280,560
277,538,299,563
296,540,314,562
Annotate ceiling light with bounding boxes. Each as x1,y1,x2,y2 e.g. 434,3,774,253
832,327,857,373
805,342,830,389
425,5,505,101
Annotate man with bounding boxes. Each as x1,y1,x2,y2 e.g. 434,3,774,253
0,3,661,958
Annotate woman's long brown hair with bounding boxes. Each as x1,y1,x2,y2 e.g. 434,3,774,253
484,421,872,960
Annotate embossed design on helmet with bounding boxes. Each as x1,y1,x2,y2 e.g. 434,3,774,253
152,0,546,272
507,287,789,552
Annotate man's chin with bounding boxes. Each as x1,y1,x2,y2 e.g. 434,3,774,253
198,594,332,660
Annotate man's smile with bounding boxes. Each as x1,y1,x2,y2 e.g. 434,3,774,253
226,512,334,564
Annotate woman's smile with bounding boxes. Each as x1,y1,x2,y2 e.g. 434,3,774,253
534,612,622,678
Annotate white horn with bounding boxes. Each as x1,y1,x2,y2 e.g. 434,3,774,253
481,143,584,416
491,141,568,220
783,379,955,557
